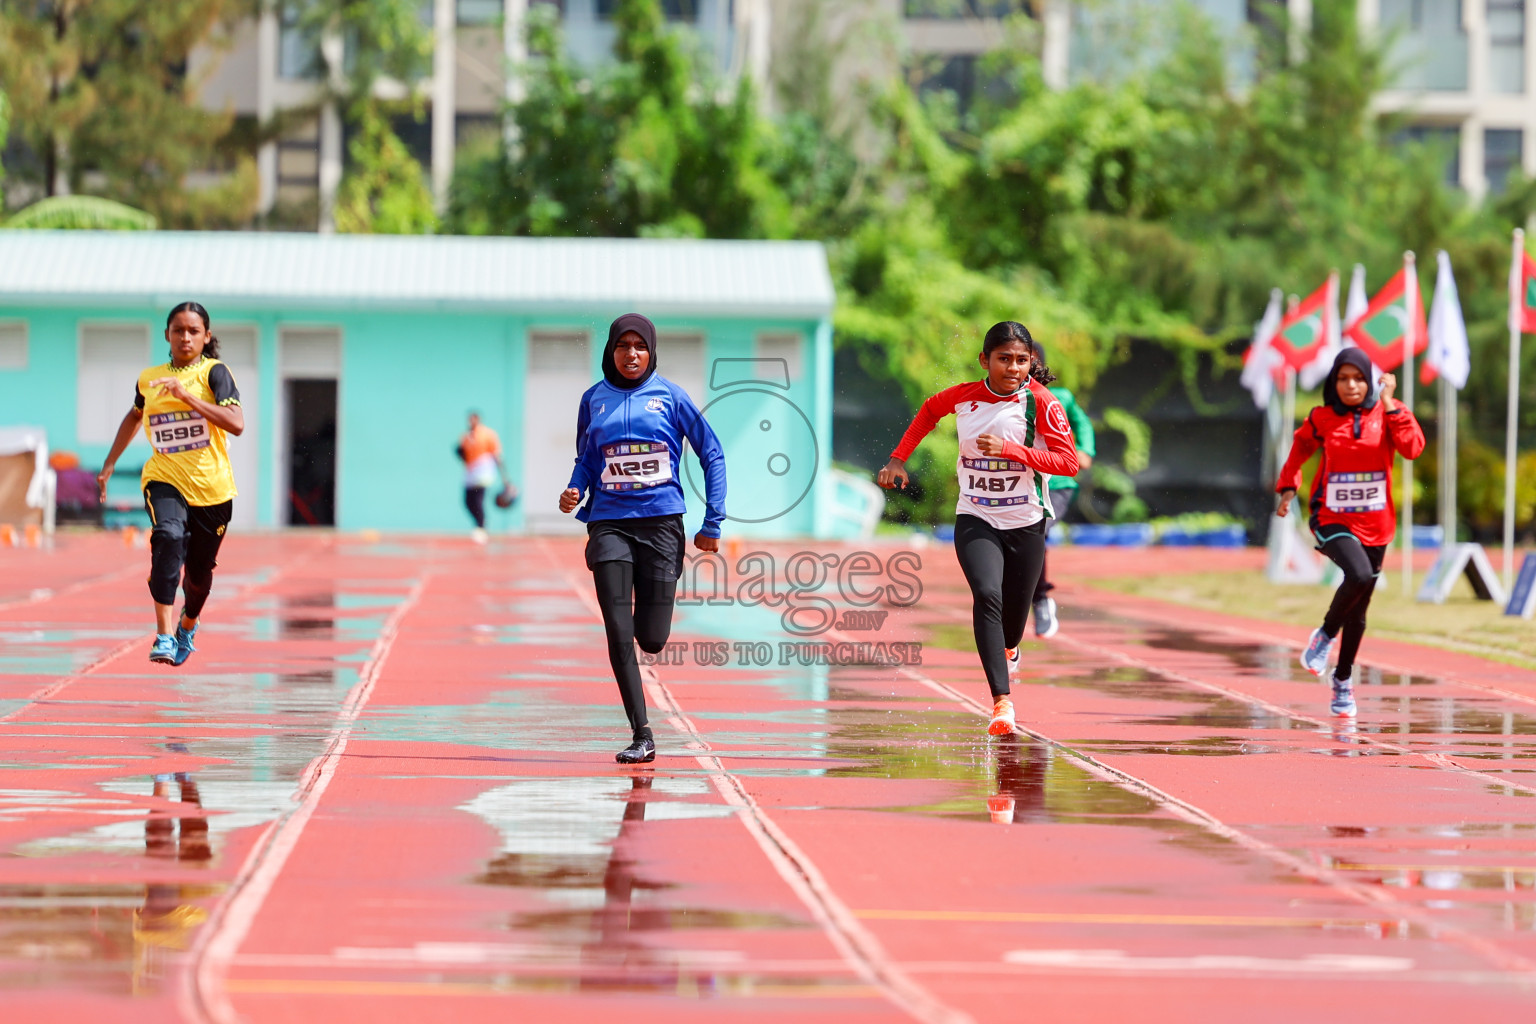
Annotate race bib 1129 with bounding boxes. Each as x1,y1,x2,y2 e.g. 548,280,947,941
1325,471,1387,513
148,411,211,455
959,455,1034,508
600,441,673,492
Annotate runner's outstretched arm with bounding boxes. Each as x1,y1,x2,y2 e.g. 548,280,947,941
676,393,727,540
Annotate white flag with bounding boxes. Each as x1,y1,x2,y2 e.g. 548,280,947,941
1241,288,1285,408
1424,249,1470,389
1339,263,1381,383
1298,273,1343,389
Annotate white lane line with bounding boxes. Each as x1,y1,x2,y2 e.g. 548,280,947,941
1054,629,1536,798
1072,585,1536,709
871,632,1536,977
645,674,974,1024
0,561,298,726
0,561,145,614
183,574,430,1024
536,539,972,1024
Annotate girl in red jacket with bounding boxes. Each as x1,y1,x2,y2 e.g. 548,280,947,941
879,322,1080,735
1276,348,1425,716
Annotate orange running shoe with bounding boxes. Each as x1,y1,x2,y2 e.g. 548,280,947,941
988,695,1015,736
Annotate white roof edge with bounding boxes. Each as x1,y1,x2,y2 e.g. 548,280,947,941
0,231,837,318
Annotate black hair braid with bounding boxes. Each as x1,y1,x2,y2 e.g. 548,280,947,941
166,301,220,360
1027,337,1058,386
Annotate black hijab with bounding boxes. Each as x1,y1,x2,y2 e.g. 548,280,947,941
1322,347,1378,415
602,313,659,390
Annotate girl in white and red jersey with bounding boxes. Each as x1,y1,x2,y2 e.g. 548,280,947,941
1277,347,1425,716
879,321,1080,735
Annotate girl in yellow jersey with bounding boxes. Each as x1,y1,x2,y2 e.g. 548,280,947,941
97,303,245,665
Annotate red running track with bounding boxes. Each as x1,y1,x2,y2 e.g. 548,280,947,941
2,533,1536,1023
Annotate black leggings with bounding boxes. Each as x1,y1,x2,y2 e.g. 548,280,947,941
143,482,231,621
1318,532,1387,680
464,486,486,528
592,561,678,741
954,514,1046,697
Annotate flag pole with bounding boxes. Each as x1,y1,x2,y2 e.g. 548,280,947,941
1440,373,1457,546
1505,229,1525,590
1402,251,1416,596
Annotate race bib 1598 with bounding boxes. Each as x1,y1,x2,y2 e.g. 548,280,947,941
600,441,673,492
1325,471,1387,513
959,456,1033,508
148,411,211,455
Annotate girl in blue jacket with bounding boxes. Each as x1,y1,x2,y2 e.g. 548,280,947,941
559,313,727,764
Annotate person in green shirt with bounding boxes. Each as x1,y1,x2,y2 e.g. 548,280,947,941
1029,341,1095,638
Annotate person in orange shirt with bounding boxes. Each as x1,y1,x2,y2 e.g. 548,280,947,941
457,411,506,543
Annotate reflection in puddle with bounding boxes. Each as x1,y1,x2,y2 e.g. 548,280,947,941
0,772,222,995
455,775,842,996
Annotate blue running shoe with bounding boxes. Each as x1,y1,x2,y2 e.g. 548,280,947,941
173,620,198,666
150,634,177,664
1330,674,1357,717
1299,627,1334,677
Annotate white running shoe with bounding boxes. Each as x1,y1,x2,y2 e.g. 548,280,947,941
1033,596,1059,639
1299,627,1334,677
1330,673,1357,717
1005,647,1021,675
471,527,488,545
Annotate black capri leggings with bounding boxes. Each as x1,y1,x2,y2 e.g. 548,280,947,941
592,563,677,742
143,482,232,620
954,513,1046,698
1316,529,1386,681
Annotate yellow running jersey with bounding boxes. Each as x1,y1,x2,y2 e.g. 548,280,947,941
135,357,241,506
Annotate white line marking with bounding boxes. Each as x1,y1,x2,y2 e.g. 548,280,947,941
537,539,972,1024
870,626,1536,976
183,574,430,1024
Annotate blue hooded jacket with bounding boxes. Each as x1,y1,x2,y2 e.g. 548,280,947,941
567,314,727,537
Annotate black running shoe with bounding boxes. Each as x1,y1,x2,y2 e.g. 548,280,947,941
616,738,656,764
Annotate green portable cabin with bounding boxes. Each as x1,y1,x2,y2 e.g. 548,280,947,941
0,231,837,538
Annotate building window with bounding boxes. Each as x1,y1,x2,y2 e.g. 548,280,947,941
597,0,698,21
1397,124,1462,187
904,0,1034,16
77,324,151,445
1485,128,1523,194
1380,0,1469,91
279,2,320,79
0,322,26,371
458,0,507,24
1488,0,1525,94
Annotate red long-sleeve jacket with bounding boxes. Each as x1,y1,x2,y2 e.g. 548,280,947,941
892,378,1079,529
1276,399,1425,547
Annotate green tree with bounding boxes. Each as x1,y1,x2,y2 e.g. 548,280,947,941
334,105,436,234
279,0,434,231
0,0,258,227
446,0,790,239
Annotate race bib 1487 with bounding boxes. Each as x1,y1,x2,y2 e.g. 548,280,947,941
959,455,1034,508
600,441,673,492
148,411,211,455
1325,470,1387,513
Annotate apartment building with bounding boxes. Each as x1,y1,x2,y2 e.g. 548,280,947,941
894,0,1535,200
181,0,1533,232
190,0,770,232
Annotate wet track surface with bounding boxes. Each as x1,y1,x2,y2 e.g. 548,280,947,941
3,535,1536,1022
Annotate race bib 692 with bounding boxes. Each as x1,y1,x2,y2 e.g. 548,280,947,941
148,411,211,455
1325,471,1387,513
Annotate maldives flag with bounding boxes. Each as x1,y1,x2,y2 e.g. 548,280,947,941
1343,267,1427,370
1513,249,1536,334
1270,279,1336,370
